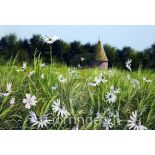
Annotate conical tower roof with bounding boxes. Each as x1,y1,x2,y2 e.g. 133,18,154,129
95,37,108,61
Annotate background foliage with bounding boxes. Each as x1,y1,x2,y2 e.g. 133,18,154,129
0,33,155,69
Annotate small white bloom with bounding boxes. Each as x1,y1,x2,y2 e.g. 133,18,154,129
75,73,80,79
28,71,34,77
130,79,140,88
98,73,108,83
51,84,58,90
23,94,37,109
103,117,113,130
38,115,50,128
108,70,114,77
80,57,85,62
143,77,152,83
103,71,108,75
68,68,75,76
89,73,108,87
10,97,15,105
29,111,38,126
115,111,121,125
42,35,59,44
108,110,114,118
78,64,82,69
105,92,117,103
110,85,120,94
88,81,98,87
52,99,70,117
128,111,147,130
29,111,50,129
96,112,101,118
41,73,45,79
21,62,27,71
125,59,132,71
58,74,67,83
41,63,45,68
88,77,100,87
0,82,12,97
6,83,12,93
0,93,10,97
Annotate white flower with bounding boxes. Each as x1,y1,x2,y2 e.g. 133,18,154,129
68,68,76,76
75,73,80,79
37,115,50,128
130,79,140,88
29,111,38,126
108,70,114,77
10,97,15,105
110,85,120,94
72,125,79,130
88,77,100,87
103,71,108,75
88,81,98,87
0,93,10,97
6,83,12,93
21,62,27,71
28,71,34,77
58,74,67,83
108,110,114,118
29,111,50,129
98,73,108,83
128,111,147,130
41,63,45,68
42,35,59,44
125,59,132,71
114,111,121,125
143,77,152,83
88,74,108,87
0,82,12,97
78,64,82,69
41,73,45,79
103,117,113,130
81,57,85,61
105,92,117,103
51,84,58,90
52,99,70,117
23,94,37,109
96,112,101,118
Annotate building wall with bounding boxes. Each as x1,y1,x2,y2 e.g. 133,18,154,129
91,61,108,69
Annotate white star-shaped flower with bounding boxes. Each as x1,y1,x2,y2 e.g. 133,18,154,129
23,94,37,109
52,99,70,117
105,92,117,103
128,111,147,130
41,35,59,44
125,59,132,71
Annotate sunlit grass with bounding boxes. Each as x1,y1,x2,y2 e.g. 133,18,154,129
0,58,155,130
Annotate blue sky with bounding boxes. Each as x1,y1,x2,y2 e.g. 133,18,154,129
0,25,155,50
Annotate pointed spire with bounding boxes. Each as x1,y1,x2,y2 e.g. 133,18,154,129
95,37,108,61
99,36,101,41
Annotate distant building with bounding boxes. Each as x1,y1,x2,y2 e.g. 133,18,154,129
69,37,108,69
90,37,108,69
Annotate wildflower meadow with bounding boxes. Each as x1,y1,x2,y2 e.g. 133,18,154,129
0,56,154,130
0,34,155,130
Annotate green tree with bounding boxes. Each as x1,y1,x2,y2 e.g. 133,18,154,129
104,44,118,67
0,33,19,59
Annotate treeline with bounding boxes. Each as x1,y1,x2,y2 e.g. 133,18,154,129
0,33,155,70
